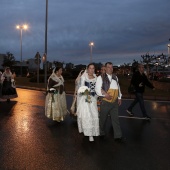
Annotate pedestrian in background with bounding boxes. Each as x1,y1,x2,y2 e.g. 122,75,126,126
126,64,155,119
45,66,67,122
100,65,106,76
1,67,18,102
70,69,85,115
0,71,2,99
97,65,106,112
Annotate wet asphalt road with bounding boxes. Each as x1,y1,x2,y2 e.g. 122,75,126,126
0,88,170,170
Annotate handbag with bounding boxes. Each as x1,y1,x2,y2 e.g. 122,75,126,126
128,83,136,94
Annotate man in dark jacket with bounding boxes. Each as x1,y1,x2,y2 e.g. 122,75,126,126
126,64,155,119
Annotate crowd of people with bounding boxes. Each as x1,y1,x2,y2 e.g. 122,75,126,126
44,62,125,142
1,62,155,143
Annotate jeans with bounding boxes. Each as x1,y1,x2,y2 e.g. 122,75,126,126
127,92,148,117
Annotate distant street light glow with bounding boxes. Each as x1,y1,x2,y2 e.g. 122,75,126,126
89,42,94,63
16,24,28,76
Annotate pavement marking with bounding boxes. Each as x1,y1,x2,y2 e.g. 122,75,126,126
67,94,170,103
119,115,170,121
119,116,149,120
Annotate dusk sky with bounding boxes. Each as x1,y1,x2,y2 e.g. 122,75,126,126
1,0,170,66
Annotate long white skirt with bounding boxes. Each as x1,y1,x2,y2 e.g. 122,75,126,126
76,95,100,136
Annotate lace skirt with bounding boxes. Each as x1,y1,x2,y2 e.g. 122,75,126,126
45,92,67,122
76,95,100,136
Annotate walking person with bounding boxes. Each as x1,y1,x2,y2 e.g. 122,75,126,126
126,64,155,119
97,65,106,112
70,69,85,115
1,67,18,102
76,63,100,142
100,65,106,76
95,62,125,143
0,71,2,99
45,66,67,122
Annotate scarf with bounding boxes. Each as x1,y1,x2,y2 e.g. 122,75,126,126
47,72,64,91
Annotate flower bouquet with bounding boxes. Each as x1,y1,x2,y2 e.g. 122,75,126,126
78,86,92,103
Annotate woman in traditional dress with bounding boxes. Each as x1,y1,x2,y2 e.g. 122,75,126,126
45,66,67,122
70,69,85,115
0,71,2,99
1,67,18,102
76,63,100,142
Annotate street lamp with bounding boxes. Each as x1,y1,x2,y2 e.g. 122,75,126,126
16,24,28,76
43,53,47,86
89,42,94,63
44,0,48,88
168,44,170,66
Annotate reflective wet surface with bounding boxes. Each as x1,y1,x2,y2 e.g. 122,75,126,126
0,88,170,170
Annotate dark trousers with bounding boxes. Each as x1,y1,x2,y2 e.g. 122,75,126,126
128,92,147,117
99,100,122,138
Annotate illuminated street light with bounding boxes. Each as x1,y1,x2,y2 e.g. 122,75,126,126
16,24,28,76
89,42,94,63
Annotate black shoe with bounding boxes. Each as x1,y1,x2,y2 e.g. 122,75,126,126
7,99,10,102
114,137,126,143
100,135,106,140
126,109,134,116
144,116,151,120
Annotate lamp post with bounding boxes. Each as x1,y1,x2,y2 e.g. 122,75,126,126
168,44,170,66
43,53,47,85
168,44,170,57
44,0,48,88
89,42,94,63
16,24,28,76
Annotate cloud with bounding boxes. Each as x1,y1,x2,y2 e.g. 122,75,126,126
0,0,170,65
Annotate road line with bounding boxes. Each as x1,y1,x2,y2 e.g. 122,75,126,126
119,115,170,120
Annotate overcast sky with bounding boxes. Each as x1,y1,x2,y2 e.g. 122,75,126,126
0,0,170,66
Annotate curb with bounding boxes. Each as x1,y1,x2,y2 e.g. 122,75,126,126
16,86,74,95
16,86,170,101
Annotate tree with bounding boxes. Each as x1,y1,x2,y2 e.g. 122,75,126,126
131,60,139,73
53,61,64,68
2,52,16,68
141,53,155,75
141,53,168,74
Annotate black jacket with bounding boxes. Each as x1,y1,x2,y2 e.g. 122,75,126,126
131,71,154,93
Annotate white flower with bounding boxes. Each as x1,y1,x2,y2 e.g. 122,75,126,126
78,86,92,103
78,86,89,94
50,88,56,91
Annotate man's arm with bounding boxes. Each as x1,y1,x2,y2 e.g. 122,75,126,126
115,76,122,99
144,74,154,89
95,76,105,96
95,76,112,100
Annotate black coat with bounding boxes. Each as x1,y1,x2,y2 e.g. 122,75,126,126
131,71,154,93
